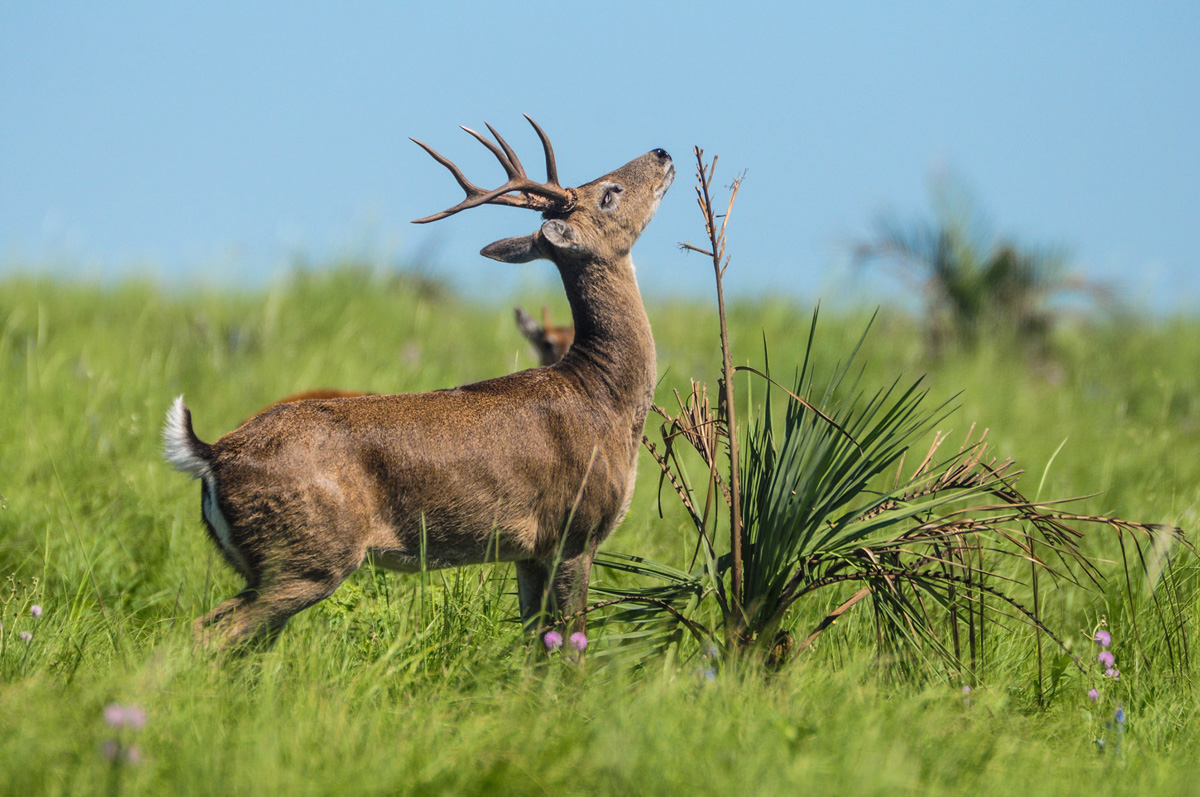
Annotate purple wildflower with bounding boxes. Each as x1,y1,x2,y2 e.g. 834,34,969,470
1098,650,1115,668
1093,629,1111,647
103,704,147,730
101,740,141,765
568,632,588,652
1088,688,1100,703
961,685,972,694
30,605,43,619
125,706,147,730
18,630,32,643
1105,668,1120,681
543,631,563,651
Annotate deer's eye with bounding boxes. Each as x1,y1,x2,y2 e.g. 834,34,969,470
599,185,623,211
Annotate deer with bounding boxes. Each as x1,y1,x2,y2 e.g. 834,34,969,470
514,306,574,366
163,115,673,650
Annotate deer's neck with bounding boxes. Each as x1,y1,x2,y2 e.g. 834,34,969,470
556,255,656,428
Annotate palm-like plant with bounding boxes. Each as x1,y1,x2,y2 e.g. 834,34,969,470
585,152,1186,683
854,179,1110,355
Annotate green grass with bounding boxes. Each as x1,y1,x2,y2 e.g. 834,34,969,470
3,264,1200,794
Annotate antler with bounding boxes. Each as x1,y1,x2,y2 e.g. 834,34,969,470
411,114,577,224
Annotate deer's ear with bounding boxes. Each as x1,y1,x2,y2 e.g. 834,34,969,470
513,307,540,338
480,234,542,263
539,219,584,255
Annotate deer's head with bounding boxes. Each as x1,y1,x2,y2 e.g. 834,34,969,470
411,116,673,267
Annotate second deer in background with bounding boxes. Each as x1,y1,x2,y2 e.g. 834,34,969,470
513,305,574,366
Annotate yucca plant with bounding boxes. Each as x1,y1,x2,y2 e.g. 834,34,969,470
587,150,1188,684
853,178,1112,356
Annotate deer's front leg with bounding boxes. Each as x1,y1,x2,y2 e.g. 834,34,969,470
548,540,600,641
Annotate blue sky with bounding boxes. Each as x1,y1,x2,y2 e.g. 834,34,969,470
2,3,1198,308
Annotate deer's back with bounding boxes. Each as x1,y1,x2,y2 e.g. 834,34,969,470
208,367,637,566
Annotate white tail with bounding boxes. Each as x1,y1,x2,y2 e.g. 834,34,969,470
163,396,211,479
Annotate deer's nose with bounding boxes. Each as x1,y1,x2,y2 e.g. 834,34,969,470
653,148,670,162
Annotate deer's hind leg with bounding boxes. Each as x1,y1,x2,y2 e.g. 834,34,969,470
194,477,376,651
192,524,364,653
193,570,354,651
194,591,255,647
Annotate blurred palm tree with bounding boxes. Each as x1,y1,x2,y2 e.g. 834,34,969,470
854,178,1112,356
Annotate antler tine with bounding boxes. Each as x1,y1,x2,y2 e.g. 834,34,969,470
461,125,523,180
412,129,523,223
484,123,527,180
411,117,575,224
524,114,560,187
409,137,484,196
410,136,498,224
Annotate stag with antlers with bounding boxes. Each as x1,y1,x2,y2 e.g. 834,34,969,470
164,117,673,650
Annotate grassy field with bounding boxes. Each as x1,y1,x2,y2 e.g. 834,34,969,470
3,264,1200,794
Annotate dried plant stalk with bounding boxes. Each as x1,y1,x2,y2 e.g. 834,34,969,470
682,147,746,610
